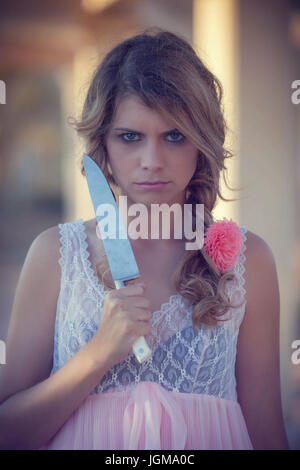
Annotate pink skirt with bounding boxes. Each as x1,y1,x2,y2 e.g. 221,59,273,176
39,382,253,450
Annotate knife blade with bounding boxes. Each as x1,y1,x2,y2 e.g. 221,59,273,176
83,153,151,364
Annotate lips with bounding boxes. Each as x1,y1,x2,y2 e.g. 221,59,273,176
136,181,169,185
135,181,170,190
136,181,169,184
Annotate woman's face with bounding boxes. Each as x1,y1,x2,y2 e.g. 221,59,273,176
105,95,199,208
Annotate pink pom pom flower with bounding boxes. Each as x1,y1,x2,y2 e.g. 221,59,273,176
203,218,243,273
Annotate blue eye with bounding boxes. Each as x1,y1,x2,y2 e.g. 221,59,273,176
118,132,140,142
166,131,185,143
117,130,185,144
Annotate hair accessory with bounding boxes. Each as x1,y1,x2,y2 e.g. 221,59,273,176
203,218,243,273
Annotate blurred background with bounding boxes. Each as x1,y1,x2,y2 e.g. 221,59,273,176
0,0,299,449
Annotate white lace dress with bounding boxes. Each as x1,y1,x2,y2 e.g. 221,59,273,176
39,218,253,450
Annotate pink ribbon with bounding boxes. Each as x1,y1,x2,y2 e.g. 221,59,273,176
123,381,187,449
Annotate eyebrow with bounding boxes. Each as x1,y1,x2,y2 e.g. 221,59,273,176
113,127,180,134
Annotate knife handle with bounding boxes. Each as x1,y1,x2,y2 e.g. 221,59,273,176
114,280,152,363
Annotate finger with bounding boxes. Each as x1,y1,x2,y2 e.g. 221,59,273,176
137,321,152,337
124,296,150,308
138,311,152,321
118,283,146,296
127,307,152,321
125,278,147,289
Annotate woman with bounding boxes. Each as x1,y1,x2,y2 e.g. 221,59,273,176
0,28,290,450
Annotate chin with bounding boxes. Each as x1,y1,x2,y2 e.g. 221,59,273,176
119,188,184,208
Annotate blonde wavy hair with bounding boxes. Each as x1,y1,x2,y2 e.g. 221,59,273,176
69,27,244,328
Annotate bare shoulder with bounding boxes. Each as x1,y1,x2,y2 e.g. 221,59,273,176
0,224,62,404
237,228,279,351
16,224,63,296
243,229,278,304
244,229,275,261
31,224,62,259
23,224,63,288
235,230,289,448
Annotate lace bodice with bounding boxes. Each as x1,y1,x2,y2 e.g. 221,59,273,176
52,219,247,402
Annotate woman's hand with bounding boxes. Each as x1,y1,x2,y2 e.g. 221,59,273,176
89,280,152,369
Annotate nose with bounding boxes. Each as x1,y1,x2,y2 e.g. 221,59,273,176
140,141,165,170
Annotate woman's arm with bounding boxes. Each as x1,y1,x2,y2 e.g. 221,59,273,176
0,227,112,450
235,231,290,450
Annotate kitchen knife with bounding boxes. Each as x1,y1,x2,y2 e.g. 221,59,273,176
83,153,151,364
